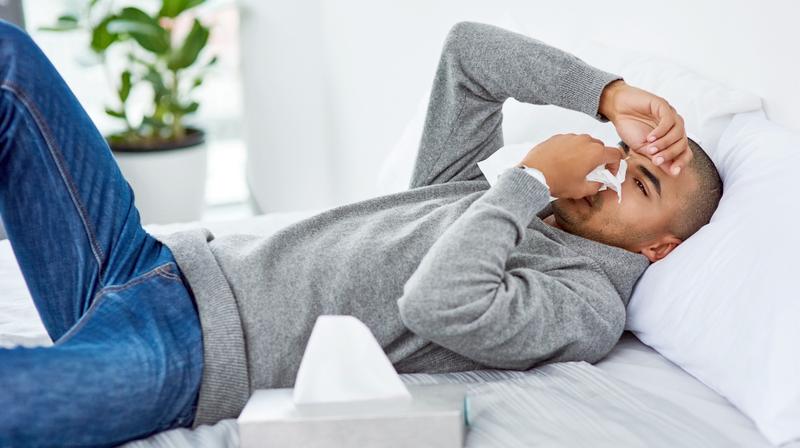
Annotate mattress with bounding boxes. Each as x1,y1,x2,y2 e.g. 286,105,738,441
0,212,777,447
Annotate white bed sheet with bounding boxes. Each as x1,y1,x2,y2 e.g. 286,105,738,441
0,212,779,447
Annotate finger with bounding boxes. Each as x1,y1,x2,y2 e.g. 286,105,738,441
603,146,623,165
653,134,688,165
592,146,623,174
647,126,684,160
646,101,676,143
583,134,604,145
653,138,690,175
582,181,604,197
647,115,685,154
664,146,694,176
606,159,621,176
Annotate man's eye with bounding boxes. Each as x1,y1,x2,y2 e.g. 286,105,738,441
635,179,648,196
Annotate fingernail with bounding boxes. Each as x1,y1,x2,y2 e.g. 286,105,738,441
655,156,663,165
672,166,681,175
649,146,658,154
648,135,656,142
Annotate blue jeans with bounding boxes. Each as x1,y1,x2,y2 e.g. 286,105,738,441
0,21,203,447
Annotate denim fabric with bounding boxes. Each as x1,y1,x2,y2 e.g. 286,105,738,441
0,20,203,447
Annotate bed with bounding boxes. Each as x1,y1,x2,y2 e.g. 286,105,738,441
4,2,799,444
0,211,785,447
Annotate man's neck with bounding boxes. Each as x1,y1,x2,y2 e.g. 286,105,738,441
542,214,560,229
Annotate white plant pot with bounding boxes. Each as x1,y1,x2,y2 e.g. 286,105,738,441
113,141,207,225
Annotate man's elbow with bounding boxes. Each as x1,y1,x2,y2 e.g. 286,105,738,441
442,21,481,59
396,288,441,336
580,315,625,363
396,265,457,331
396,285,494,340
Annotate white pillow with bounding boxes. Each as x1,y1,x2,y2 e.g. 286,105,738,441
627,110,800,446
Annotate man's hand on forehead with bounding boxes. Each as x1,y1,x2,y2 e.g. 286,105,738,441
599,80,693,177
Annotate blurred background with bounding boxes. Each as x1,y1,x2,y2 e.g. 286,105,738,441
17,0,250,224
2,0,797,225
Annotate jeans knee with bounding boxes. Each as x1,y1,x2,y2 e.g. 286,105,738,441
0,20,35,59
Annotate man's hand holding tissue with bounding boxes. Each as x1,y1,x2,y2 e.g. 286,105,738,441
599,80,693,177
517,134,622,199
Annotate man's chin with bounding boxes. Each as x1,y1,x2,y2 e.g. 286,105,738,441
552,198,587,228
551,200,631,251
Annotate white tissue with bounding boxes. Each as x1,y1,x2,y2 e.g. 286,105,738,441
292,315,412,404
586,158,627,203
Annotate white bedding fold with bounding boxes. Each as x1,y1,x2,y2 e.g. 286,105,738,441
403,362,733,447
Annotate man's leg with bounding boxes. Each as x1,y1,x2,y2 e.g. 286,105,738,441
0,263,203,446
0,21,203,445
0,21,165,339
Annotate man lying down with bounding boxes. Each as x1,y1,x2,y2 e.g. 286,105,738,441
0,20,722,446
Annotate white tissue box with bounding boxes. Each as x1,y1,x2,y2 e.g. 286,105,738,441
238,384,468,448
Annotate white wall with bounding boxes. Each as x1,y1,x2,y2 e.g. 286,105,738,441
239,0,800,212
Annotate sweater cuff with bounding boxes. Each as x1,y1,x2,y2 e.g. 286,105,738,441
482,167,551,227
157,229,251,427
558,60,621,122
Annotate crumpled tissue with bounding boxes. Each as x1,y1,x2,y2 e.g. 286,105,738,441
586,158,627,203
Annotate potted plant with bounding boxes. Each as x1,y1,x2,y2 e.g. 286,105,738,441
43,0,217,224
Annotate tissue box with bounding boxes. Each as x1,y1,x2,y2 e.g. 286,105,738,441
238,384,468,448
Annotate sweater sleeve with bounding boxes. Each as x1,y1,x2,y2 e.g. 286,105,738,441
397,167,625,369
409,21,621,188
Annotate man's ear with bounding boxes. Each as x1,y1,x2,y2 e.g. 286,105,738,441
639,235,682,263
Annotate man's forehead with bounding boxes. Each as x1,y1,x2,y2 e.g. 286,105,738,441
617,141,684,196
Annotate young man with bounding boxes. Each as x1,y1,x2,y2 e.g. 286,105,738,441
0,20,721,446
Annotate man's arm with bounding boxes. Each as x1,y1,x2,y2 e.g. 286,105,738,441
409,21,620,188
398,166,625,368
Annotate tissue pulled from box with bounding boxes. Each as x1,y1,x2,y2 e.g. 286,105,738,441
292,315,411,404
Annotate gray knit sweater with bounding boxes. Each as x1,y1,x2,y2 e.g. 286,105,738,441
158,22,651,426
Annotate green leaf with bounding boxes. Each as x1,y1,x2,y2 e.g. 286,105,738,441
169,101,200,116
143,68,168,98
39,14,81,32
158,0,206,18
119,70,132,102
90,16,118,52
104,107,127,119
58,14,79,23
181,101,199,114
167,19,209,70
108,7,170,54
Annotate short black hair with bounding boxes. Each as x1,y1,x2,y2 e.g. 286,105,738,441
670,138,723,240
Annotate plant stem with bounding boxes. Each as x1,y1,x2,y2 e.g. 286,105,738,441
171,67,185,140
102,56,133,133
